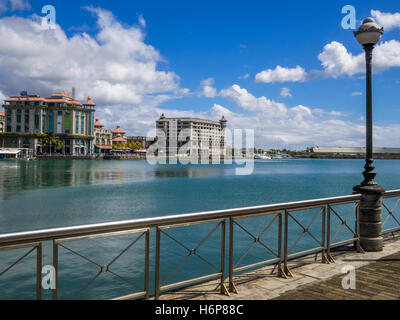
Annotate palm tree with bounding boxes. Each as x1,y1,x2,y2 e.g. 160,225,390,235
42,132,63,155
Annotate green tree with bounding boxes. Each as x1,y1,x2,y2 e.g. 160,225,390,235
42,132,63,155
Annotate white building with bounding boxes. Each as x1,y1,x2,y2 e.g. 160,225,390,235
155,114,227,158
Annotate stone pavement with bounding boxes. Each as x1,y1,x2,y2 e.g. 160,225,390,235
157,233,400,300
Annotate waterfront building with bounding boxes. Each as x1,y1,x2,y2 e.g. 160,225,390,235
155,114,227,157
94,118,113,154
112,124,126,138
111,124,127,146
126,136,156,149
112,134,127,145
1,91,96,155
310,146,400,154
0,110,4,133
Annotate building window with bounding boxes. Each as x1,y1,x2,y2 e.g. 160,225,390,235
24,109,30,132
57,110,63,134
34,109,40,133
81,112,84,135
49,111,54,132
75,112,79,134
65,110,71,134
6,109,11,132
16,109,21,132
88,112,92,136
42,110,46,133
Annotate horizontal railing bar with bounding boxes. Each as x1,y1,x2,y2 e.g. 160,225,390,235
159,218,224,230
383,190,400,198
54,228,149,244
232,211,281,220
112,291,147,301
0,193,372,246
382,227,400,234
0,241,41,252
159,272,222,292
233,257,280,273
329,238,358,249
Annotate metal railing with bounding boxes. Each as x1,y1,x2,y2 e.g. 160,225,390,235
1,189,400,300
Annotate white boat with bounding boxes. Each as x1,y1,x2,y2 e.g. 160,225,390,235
254,154,272,160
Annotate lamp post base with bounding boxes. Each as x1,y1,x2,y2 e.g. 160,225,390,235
353,184,385,252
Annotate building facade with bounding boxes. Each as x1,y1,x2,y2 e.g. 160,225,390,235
94,118,112,153
1,91,96,155
111,125,127,145
155,114,227,157
0,111,4,133
126,136,156,149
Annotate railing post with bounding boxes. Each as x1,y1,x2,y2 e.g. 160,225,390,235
220,220,226,295
356,202,364,253
228,217,236,293
36,242,42,300
283,209,292,277
321,206,327,263
144,230,150,299
155,226,161,300
52,240,58,300
277,211,284,277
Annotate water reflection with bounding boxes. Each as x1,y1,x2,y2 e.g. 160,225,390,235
0,160,236,200
154,163,232,179
0,160,131,200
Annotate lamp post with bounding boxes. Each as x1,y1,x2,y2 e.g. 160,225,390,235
353,18,385,251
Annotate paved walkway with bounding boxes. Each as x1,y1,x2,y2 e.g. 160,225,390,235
158,234,400,300
275,250,400,300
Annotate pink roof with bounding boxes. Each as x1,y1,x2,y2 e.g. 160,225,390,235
112,136,127,142
52,90,71,98
5,90,95,106
5,96,80,105
95,145,112,150
0,111,4,116
112,125,126,134
94,118,104,127
84,96,96,106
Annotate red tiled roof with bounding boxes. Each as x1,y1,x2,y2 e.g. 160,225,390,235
95,145,112,150
52,90,71,98
4,90,95,106
84,96,96,106
94,118,104,127
0,111,5,116
5,96,81,105
112,125,126,134
112,136,127,142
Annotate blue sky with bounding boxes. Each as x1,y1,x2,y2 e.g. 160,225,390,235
0,0,400,149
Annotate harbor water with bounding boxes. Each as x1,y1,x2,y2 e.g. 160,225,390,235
1,159,399,299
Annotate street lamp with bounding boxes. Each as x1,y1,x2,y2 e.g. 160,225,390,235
353,17,385,252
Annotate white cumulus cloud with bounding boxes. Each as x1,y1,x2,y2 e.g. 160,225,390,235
0,6,182,107
371,10,400,31
255,65,307,83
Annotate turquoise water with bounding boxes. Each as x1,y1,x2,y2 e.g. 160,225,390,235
0,159,399,299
